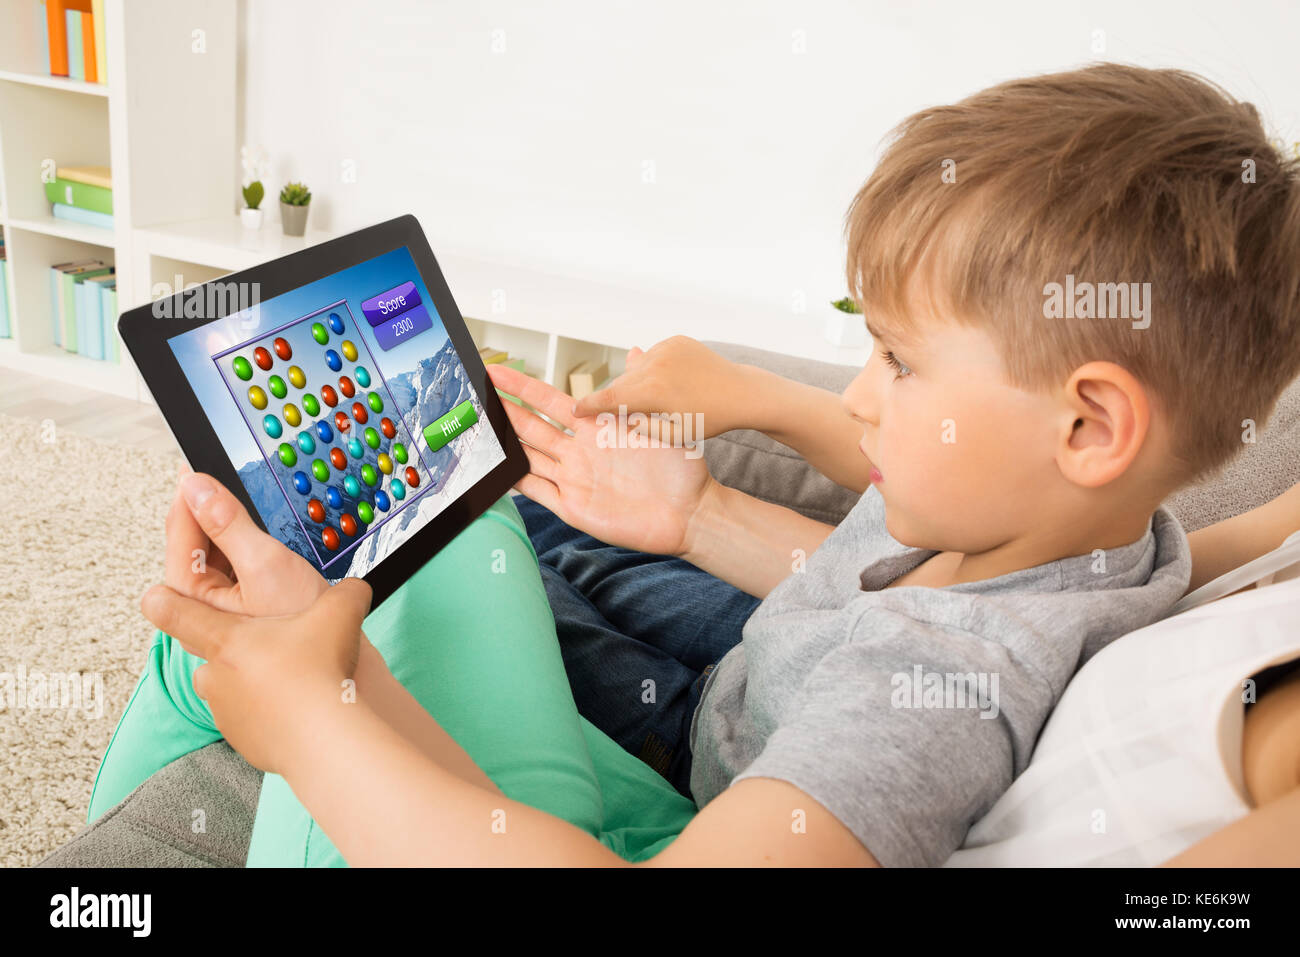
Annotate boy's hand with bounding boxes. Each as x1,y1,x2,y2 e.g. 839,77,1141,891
140,576,373,774
487,363,715,557
571,336,750,439
165,468,329,617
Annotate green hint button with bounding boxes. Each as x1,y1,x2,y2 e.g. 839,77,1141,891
423,400,478,451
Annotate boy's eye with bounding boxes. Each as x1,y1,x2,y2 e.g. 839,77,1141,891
881,349,913,379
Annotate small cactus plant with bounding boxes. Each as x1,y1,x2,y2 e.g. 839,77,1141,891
831,296,861,314
242,180,264,210
279,181,311,206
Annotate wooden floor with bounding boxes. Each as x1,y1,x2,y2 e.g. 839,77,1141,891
0,368,178,454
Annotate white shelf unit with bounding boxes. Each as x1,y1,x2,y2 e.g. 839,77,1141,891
0,0,868,408
0,0,236,400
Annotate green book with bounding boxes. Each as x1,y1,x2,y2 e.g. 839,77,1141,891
44,176,113,215
58,261,110,352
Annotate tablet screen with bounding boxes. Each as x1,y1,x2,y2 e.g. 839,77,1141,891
166,245,508,580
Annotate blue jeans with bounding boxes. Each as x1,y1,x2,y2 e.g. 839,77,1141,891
516,495,761,799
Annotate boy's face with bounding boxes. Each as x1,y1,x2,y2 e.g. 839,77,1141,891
841,297,1066,555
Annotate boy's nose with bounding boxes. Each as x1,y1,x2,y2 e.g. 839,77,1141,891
841,362,879,425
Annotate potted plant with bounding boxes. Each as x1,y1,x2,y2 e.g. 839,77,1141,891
240,180,264,229
825,296,867,348
239,144,269,229
279,181,312,237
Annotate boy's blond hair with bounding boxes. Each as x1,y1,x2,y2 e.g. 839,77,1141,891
845,63,1300,483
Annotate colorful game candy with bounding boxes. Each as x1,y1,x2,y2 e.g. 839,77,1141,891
338,376,355,398
377,453,393,475
341,339,358,361
368,392,383,413
364,426,380,450
284,403,302,427
274,337,292,361
302,393,320,417
268,374,287,399
288,365,306,389
405,466,420,488
328,312,345,334
307,499,325,523
254,346,273,371
343,474,361,497
351,401,368,424
321,384,338,407
334,410,351,433
312,322,329,344
357,501,374,524
380,417,396,440
292,471,311,495
325,349,342,372
392,442,407,464
315,420,333,443
322,526,340,551
374,490,391,512
297,431,316,454
340,513,358,537
348,438,364,458
263,414,282,438
390,480,405,501
311,459,329,482
330,447,347,470
232,355,253,380
248,385,268,409
278,443,297,467
355,366,371,388
361,464,378,487
326,486,343,509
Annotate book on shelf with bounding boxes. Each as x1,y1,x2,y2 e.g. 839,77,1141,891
49,259,109,352
78,270,116,360
99,279,118,362
57,165,112,190
42,0,103,84
51,202,114,231
567,359,609,399
0,243,11,340
44,176,113,215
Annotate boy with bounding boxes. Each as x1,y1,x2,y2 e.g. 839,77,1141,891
115,63,1300,865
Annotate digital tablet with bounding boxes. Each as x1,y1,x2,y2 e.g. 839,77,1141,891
119,214,529,607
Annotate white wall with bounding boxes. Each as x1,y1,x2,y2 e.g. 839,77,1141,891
236,0,1300,318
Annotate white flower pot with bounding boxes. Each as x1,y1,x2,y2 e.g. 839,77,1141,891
824,304,867,348
240,207,264,230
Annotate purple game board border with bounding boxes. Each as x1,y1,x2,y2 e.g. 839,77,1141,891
211,298,439,572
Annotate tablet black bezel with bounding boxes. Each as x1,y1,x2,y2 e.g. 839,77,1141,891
119,214,529,608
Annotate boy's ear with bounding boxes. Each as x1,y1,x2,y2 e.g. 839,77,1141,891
1054,361,1151,489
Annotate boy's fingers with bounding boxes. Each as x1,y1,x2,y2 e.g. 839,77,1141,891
500,396,567,460
141,584,241,660
520,444,561,484
572,379,625,417
486,364,577,428
180,473,281,579
512,473,563,516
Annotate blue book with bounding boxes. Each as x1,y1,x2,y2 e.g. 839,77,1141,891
37,2,50,76
49,265,61,346
76,277,104,359
66,10,83,82
100,280,118,361
52,202,113,231
0,259,10,338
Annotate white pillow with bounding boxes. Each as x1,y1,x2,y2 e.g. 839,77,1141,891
944,573,1300,867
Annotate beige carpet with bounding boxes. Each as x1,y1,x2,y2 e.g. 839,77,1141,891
0,413,180,866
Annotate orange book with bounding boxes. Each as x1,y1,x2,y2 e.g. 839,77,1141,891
45,0,93,77
80,11,96,83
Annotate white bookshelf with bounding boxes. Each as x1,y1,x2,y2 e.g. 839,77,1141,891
0,0,236,400
0,0,867,408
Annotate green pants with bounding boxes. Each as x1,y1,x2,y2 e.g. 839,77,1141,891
89,495,697,865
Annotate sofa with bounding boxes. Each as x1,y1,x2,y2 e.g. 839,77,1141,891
39,341,1300,867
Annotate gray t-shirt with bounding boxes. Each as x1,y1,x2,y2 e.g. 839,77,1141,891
688,486,1191,866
